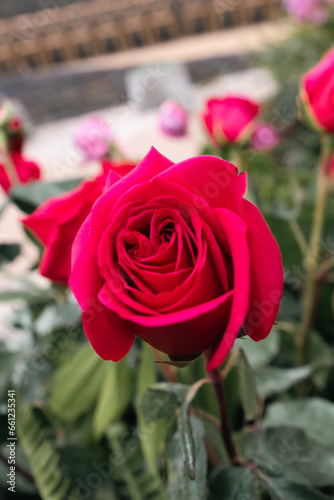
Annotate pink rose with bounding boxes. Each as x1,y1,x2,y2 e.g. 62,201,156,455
74,117,115,161
299,48,334,134
283,0,329,23
158,100,188,138
69,148,283,370
202,96,260,146
250,123,280,152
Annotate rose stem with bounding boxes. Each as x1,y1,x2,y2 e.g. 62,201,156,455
204,353,239,464
296,134,334,367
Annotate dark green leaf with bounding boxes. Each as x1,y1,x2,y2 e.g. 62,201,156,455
263,398,334,448
267,479,331,500
253,427,334,487
0,243,21,263
237,350,258,421
208,467,257,500
17,405,79,500
234,326,280,368
141,383,189,426
10,177,83,213
254,365,313,397
167,417,207,500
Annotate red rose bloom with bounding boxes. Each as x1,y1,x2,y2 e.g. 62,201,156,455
202,96,260,145
0,152,41,193
23,162,136,284
69,148,283,370
300,48,334,134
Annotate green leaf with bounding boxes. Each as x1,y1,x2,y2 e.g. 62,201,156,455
107,424,167,500
0,347,16,402
50,342,105,421
178,399,196,480
254,365,313,397
10,177,83,213
141,383,189,425
136,343,168,475
93,357,134,439
263,398,334,448
237,350,258,421
266,479,331,500
235,326,280,368
253,427,334,488
17,405,79,500
0,243,21,263
208,467,257,500
34,301,82,336
305,331,333,390
167,417,207,500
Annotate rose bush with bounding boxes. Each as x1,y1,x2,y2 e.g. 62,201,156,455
201,96,260,146
22,161,135,284
299,47,334,134
69,148,283,369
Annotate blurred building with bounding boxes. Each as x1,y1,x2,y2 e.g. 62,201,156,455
0,0,281,74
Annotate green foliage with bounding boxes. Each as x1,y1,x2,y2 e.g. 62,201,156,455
136,343,168,475
49,342,105,421
93,357,134,440
166,417,207,500
0,243,21,263
17,404,78,500
10,177,83,213
107,424,167,500
236,350,258,421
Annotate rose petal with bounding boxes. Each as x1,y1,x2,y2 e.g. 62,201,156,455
241,199,283,341
83,306,135,361
207,207,250,370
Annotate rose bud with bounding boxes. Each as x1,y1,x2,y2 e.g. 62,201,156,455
74,116,118,162
158,100,188,138
250,123,280,152
299,48,334,135
202,96,260,147
69,148,283,370
0,152,41,193
22,161,136,284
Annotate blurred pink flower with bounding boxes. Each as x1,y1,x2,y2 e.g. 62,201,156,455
283,0,329,23
250,123,279,152
158,100,188,138
74,116,115,161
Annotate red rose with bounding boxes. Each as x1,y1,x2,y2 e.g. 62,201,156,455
202,96,260,145
0,152,41,194
299,48,334,134
69,148,283,370
23,162,135,284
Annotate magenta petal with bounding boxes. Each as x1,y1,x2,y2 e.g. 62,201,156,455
82,307,135,361
70,214,103,311
158,155,246,213
91,147,174,254
207,207,250,370
241,200,283,341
